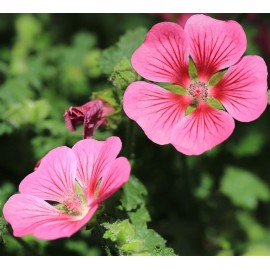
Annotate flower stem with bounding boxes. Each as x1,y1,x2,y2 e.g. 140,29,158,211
179,154,206,254
125,119,136,159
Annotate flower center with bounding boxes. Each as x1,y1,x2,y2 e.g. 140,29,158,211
188,81,208,102
61,192,84,216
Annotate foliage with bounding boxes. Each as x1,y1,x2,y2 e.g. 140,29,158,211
99,27,147,75
220,167,270,209
103,176,176,256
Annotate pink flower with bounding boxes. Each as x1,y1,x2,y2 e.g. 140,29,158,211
3,137,130,240
64,99,114,139
123,15,268,155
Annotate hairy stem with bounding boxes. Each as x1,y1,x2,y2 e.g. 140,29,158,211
95,223,118,256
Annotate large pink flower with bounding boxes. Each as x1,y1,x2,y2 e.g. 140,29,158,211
3,137,130,240
123,15,268,155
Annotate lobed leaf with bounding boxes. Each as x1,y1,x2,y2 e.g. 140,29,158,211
99,28,147,75
220,167,270,209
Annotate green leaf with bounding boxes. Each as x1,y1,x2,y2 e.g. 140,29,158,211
152,246,176,256
163,84,187,95
109,58,141,91
99,27,147,75
0,123,13,136
244,244,270,256
104,175,176,256
220,167,270,209
72,32,97,50
236,211,270,256
120,176,147,211
5,99,51,128
121,239,145,254
0,182,16,210
194,174,213,199
0,79,33,105
230,131,266,157
188,58,198,81
0,217,8,245
83,49,102,78
16,15,42,43
236,211,266,241
242,23,261,55
268,90,270,105
66,240,100,256
208,70,227,87
207,97,225,110
103,219,136,246
102,219,176,256
129,205,151,228
0,182,16,245
136,227,166,250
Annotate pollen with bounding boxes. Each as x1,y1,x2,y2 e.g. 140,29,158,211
61,192,83,216
188,81,208,102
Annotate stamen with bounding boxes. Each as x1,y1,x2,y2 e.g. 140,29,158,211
188,81,208,102
61,192,83,216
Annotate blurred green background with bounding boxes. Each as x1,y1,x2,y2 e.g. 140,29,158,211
0,14,270,256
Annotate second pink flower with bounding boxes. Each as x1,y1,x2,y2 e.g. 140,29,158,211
124,15,268,155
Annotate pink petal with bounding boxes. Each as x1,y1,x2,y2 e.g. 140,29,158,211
3,194,99,240
123,81,191,145
171,103,235,155
72,137,122,201
209,56,268,122
19,147,77,202
95,157,131,203
33,205,98,240
132,22,191,87
185,14,247,81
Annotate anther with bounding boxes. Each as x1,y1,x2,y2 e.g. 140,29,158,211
188,81,208,102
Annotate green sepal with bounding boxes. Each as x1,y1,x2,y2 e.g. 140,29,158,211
208,70,227,87
91,88,123,130
188,58,198,81
185,105,196,116
75,180,87,204
105,110,122,130
207,97,225,110
163,84,187,95
109,58,141,91
91,88,119,107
